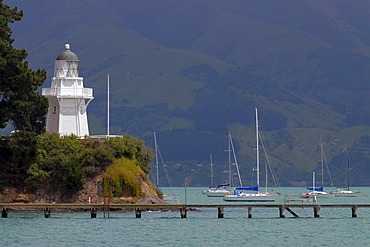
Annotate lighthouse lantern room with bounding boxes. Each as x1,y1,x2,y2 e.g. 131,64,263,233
42,43,93,138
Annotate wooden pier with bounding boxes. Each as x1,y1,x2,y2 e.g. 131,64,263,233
1,203,370,219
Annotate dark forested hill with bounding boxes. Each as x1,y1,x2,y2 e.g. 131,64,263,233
6,0,370,186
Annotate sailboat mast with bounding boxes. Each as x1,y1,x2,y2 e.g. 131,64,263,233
210,153,214,186
228,132,232,186
265,160,268,193
255,108,260,190
320,136,324,188
347,150,350,191
229,132,243,187
107,73,110,136
154,132,159,187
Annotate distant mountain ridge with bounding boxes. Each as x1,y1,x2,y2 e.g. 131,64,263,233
6,0,370,185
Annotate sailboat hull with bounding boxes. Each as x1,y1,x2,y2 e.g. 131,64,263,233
331,150,360,197
163,194,178,201
223,192,279,202
202,186,234,197
300,191,335,198
202,189,232,197
330,189,360,197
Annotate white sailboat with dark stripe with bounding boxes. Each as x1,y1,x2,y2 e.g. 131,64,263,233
202,133,242,197
330,149,360,197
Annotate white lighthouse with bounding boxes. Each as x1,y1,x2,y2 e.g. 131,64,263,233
42,43,93,138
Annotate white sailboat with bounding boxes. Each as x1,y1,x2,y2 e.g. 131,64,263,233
330,149,360,197
202,153,232,197
300,172,334,198
331,188,359,197
224,108,279,202
202,133,241,197
202,183,233,197
300,137,335,198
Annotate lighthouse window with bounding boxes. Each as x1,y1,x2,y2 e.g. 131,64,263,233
53,106,57,114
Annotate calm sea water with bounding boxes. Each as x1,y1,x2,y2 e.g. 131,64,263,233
1,187,370,247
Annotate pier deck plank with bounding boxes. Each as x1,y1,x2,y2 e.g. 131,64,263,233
1,202,370,219
1,203,370,210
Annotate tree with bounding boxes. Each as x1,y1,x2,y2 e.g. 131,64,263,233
105,136,154,174
0,2,48,134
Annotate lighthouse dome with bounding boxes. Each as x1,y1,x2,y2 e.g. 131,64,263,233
56,43,79,61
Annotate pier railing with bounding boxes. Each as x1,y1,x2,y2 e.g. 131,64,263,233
42,88,93,99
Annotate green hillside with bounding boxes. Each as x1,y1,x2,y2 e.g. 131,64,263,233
6,0,370,185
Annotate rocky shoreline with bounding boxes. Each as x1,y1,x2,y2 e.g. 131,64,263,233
0,176,164,205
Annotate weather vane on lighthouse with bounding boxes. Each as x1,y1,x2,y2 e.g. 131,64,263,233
42,43,94,138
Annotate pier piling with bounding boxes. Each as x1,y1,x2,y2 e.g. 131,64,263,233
91,208,97,218
180,208,187,218
44,208,50,218
135,208,141,218
351,206,357,218
103,205,110,218
279,206,285,218
314,206,320,218
218,207,224,218
1,208,7,218
248,207,252,218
